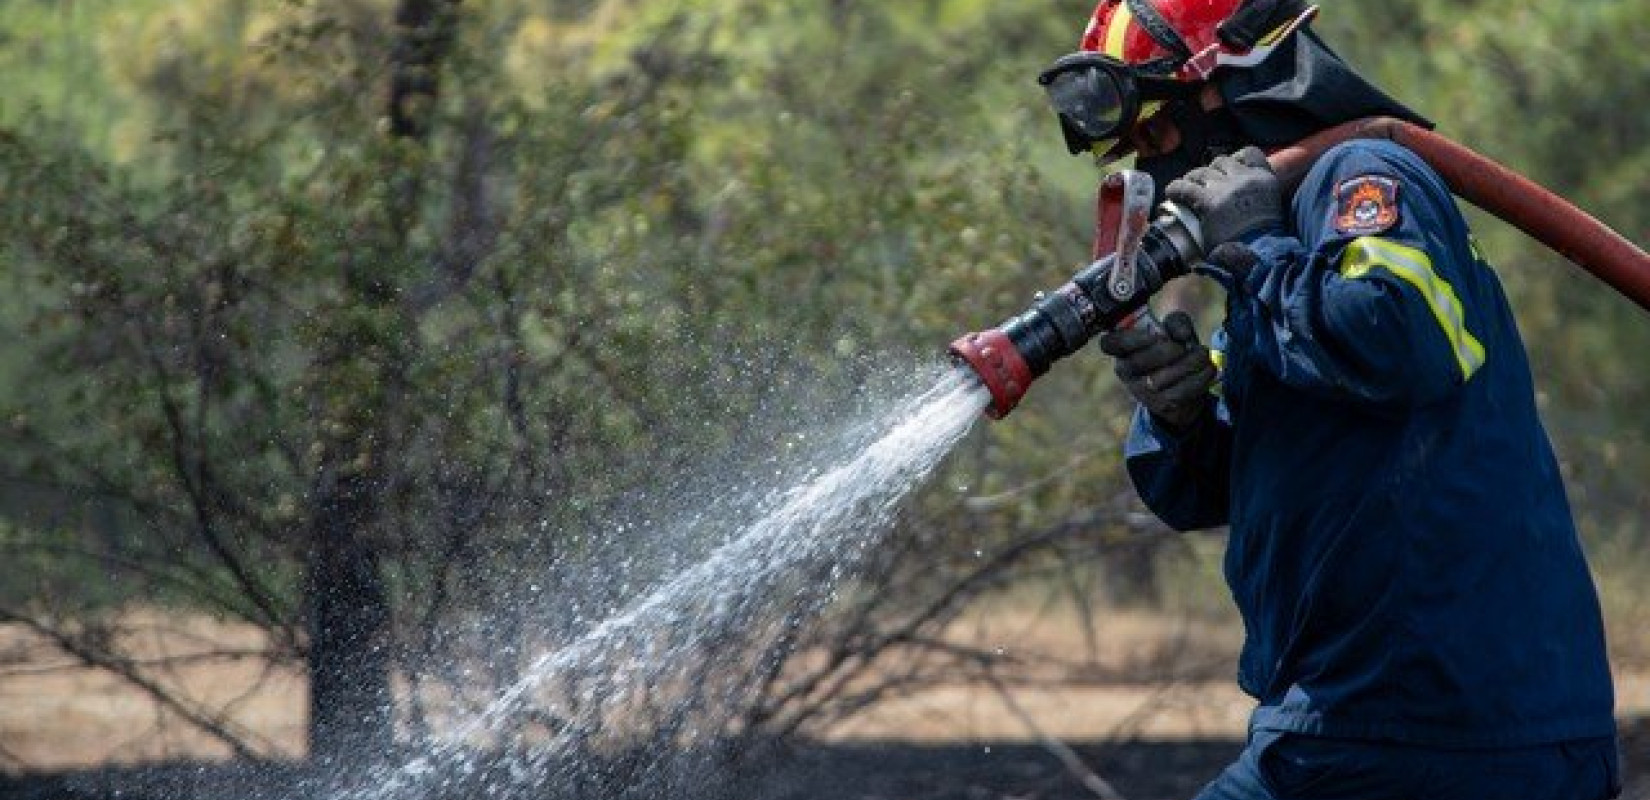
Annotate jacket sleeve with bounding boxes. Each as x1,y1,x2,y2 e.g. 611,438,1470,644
1223,141,1487,408
1123,399,1233,531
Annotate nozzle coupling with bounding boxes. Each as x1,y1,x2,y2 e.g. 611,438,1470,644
949,329,1033,421
949,203,1204,418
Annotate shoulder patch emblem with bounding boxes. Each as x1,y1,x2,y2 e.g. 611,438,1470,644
1333,175,1401,236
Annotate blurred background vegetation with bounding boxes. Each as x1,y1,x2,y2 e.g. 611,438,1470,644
0,0,1645,779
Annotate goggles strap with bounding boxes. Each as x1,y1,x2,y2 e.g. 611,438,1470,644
1123,0,1192,62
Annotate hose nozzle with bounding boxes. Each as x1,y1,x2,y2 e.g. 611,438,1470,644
949,199,1205,419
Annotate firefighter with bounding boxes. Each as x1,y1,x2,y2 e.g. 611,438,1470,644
1040,1,1623,797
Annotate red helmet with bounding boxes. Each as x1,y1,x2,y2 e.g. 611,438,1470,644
1040,0,1318,158
1080,0,1317,82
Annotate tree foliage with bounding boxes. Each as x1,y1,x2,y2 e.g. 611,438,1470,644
0,0,1644,774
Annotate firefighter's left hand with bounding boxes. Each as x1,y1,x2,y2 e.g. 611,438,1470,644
1099,310,1215,432
1166,146,1283,247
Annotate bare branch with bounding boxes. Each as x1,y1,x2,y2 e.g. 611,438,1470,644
985,671,1130,800
0,608,282,760
131,313,291,632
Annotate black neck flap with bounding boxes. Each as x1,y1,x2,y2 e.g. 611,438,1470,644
1217,29,1434,149
1135,26,1434,193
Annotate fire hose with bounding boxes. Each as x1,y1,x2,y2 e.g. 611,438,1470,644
949,117,1650,419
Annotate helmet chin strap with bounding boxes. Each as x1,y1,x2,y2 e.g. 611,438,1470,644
1180,5,1318,80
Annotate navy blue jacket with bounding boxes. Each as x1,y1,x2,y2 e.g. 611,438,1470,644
1124,139,1616,747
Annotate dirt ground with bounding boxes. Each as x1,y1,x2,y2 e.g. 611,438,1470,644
0,608,1256,769
0,613,307,766
0,608,1645,799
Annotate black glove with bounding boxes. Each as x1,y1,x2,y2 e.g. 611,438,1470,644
1204,241,1264,287
1166,146,1283,248
1098,311,1216,431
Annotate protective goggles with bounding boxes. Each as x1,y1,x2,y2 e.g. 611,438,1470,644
1038,52,1191,161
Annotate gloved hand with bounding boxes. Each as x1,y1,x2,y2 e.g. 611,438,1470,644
1098,310,1216,431
1166,146,1283,248
1203,241,1264,288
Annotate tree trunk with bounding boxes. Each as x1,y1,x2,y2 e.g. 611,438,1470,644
301,0,463,766
389,0,462,141
305,472,393,764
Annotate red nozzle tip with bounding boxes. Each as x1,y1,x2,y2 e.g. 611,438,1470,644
948,329,1035,420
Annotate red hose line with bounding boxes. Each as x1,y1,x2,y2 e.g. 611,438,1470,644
1267,117,1650,313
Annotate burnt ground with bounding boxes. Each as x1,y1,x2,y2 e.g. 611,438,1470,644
0,719,1643,800
0,740,1236,800
746,720,1650,800
741,739,1244,800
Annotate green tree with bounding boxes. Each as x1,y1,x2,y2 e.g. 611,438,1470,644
1,0,1645,783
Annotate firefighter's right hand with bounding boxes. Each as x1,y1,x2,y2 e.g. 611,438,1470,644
1097,310,1215,431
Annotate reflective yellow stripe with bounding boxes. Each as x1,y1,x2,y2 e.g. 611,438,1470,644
1339,237,1486,380
1208,348,1225,397
1103,5,1134,59
1257,20,1293,46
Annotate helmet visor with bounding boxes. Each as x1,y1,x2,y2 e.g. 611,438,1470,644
1039,52,1188,161
1042,62,1130,156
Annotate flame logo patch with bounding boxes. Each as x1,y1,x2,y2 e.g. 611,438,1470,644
1333,175,1401,235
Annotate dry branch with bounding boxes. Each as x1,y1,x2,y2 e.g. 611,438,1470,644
0,608,280,760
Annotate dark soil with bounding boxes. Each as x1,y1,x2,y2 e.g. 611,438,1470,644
1,719,1642,800
740,739,1244,800
0,740,1237,800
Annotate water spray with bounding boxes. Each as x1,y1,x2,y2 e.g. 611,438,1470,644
951,117,1650,419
